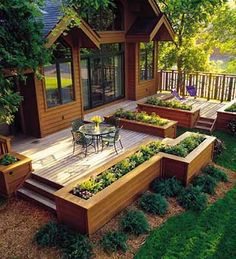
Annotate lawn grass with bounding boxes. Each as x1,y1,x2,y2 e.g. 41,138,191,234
177,128,236,172
135,185,236,259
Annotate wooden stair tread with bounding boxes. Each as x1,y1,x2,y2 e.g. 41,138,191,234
197,120,214,126
194,125,212,131
25,178,58,194
17,187,56,212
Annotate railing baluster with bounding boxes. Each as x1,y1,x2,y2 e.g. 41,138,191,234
221,75,226,102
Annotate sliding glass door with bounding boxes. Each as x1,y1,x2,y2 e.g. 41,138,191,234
80,43,124,110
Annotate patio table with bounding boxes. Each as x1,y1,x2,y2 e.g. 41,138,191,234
79,123,116,153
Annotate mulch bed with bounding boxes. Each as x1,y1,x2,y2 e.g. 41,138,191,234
0,163,235,259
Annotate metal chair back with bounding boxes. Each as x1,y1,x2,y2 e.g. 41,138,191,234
71,119,84,132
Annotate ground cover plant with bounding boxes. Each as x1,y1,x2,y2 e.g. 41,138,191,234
119,210,149,236
114,108,169,126
100,231,128,254
151,177,183,197
135,186,236,259
35,221,93,259
225,102,236,112
203,165,228,182
192,174,217,195
146,96,192,111
139,193,169,215
177,128,236,171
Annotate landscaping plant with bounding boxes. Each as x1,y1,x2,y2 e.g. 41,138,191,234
151,177,183,197
100,231,128,254
213,138,225,158
139,193,169,215
114,108,169,126
225,102,236,112
177,186,208,211
192,175,217,195
228,119,236,135
120,210,149,235
203,165,228,182
0,153,17,166
146,97,192,111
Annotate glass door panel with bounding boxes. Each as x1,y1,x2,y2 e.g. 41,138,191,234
103,57,116,102
81,59,90,109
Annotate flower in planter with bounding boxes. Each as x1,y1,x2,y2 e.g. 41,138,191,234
0,153,18,166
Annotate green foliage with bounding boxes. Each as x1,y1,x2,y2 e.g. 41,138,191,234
35,222,93,258
151,177,183,197
146,97,192,111
177,186,208,211
100,231,128,254
0,153,18,166
73,141,163,199
139,193,169,215
203,165,228,183
192,175,217,195
213,138,225,158
225,103,236,112
228,120,236,135
120,210,149,236
163,134,205,158
0,195,7,207
135,186,236,259
114,109,169,126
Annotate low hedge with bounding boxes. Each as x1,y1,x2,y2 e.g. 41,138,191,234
146,97,192,111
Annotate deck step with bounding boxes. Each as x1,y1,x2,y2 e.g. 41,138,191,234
17,187,56,213
31,173,63,190
194,125,212,131
198,117,215,123
24,178,58,200
197,120,213,126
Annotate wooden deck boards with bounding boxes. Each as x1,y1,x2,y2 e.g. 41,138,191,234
12,94,225,187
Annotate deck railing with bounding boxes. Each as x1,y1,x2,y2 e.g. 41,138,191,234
157,70,236,102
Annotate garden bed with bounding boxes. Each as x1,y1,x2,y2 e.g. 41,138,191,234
137,103,200,128
54,132,215,234
54,141,163,235
216,99,236,133
0,152,32,196
104,114,177,138
160,132,216,185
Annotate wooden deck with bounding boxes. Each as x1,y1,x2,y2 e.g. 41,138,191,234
13,93,225,187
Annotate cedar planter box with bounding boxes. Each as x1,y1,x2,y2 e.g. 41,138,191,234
104,115,177,138
216,99,236,133
54,142,162,235
0,152,32,196
137,103,200,128
160,132,216,185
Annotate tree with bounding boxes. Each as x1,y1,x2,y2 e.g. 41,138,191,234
157,0,226,92
0,0,111,125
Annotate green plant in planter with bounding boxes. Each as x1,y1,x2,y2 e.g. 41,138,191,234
228,120,236,135
100,231,128,254
192,175,218,195
119,210,149,235
139,193,169,215
0,153,17,165
98,171,117,188
225,102,236,112
203,165,228,182
177,186,208,211
151,177,183,197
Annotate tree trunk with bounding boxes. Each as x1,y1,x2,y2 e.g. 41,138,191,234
177,58,183,95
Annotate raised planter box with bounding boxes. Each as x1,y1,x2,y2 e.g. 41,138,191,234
0,152,32,196
160,132,216,185
137,103,200,128
54,141,162,235
104,115,177,138
216,99,236,133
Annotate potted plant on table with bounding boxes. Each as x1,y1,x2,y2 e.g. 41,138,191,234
91,116,103,131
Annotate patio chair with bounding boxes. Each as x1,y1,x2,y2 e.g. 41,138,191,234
101,127,123,154
71,131,95,157
171,88,186,101
186,85,197,98
71,119,84,132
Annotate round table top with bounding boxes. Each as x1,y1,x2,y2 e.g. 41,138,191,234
79,123,116,136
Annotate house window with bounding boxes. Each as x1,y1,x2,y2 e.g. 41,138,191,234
44,40,74,108
140,42,154,81
84,0,124,31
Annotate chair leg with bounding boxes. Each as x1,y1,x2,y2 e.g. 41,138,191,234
114,143,118,154
85,145,87,157
73,143,75,154
119,140,123,149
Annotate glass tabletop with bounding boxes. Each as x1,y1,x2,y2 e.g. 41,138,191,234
79,123,116,136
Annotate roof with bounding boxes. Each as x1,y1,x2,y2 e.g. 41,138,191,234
40,0,64,37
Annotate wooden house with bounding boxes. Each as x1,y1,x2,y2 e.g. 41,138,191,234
5,0,175,138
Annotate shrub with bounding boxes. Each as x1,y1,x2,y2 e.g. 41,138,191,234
139,193,168,215
119,210,149,235
0,195,7,207
177,186,208,211
34,221,59,247
151,177,183,197
225,102,236,112
203,165,228,182
214,138,225,158
192,175,217,195
100,231,128,254
62,234,93,259
228,120,236,135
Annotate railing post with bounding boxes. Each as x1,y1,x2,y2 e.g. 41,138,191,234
221,75,226,102
201,74,205,98
207,73,212,100
228,77,233,101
